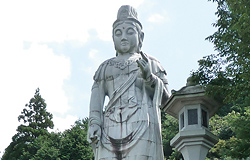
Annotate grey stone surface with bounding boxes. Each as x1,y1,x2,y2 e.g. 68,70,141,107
164,79,219,160
87,5,170,160
165,85,219,119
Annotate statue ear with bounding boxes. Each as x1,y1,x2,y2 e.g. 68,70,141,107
140,31,144,42
138,31,144,52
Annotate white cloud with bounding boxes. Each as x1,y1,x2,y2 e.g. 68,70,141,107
0,42,71,156
88,49,104,65
0,0,145,44
82,66,94,75
88,49,99,59
147,11,170,23
82,49,105,75
148,14,164,23
148,14,165,23
52,115,78,132
19,43,71,114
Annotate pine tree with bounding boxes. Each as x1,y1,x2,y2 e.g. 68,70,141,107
2,88,54,160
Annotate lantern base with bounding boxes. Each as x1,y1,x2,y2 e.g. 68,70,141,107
170,128,218,160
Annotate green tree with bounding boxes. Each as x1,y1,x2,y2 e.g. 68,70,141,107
192,0,250,105
12,118,94,160
207,106,250,159
2,88,54,160
60,118,94,160
161,111,181,159
192,0,250,159
2,89,95,160
23,132,61,160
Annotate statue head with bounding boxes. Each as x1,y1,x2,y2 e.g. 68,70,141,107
113,5,144,55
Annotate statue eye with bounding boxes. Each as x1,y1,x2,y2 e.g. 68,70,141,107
127,28,135,35
115,30,122,36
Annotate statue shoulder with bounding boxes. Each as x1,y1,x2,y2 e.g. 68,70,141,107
146,54,166,75
93,57,115,81
146,53,168,84
147,55,160,63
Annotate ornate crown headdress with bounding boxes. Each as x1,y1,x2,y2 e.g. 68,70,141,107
113,5,142,29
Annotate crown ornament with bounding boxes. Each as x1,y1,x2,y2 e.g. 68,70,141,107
113,5,142,29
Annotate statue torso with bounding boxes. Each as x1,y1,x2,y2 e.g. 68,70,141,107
94,53,165,157
104,53,143,98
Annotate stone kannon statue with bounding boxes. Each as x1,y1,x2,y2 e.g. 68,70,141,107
87,5,170,160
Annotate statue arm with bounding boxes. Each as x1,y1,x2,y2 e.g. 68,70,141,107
157,72,170,106
88,80,106,144
145,71,170,105
137,52,170,105
89,81,105,125
89,60,108,127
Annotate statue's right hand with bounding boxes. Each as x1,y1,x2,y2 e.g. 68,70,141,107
87,124,101,145
136,51,152,80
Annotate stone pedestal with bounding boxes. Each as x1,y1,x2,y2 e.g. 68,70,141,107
163,84,219,160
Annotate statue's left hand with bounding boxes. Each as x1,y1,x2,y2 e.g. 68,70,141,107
87,124,101,145
136,52,152,80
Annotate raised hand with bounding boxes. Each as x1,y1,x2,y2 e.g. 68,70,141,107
136,52,152,80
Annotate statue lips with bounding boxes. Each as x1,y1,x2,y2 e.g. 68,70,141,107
121,40,129,46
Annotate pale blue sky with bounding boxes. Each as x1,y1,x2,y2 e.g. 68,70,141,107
0,0,217,156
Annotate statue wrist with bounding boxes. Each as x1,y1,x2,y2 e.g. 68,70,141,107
89,116,102,126
145,74,156,88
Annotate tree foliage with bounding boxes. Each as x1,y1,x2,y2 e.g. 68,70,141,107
0,88,94,160
2,88,54,160
24,118,94,160
2,111,94,160
208,106,250,159
192,0,250,159
59,119,94,160
161,111,181,159
23,133,61,160
192,0,250,105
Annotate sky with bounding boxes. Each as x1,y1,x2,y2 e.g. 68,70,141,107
0,0,218,157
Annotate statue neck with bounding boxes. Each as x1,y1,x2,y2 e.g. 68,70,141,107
117,52,137,60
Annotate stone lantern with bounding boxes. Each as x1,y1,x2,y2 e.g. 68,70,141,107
163,78,220,160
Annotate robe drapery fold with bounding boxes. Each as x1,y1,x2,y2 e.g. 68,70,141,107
88,53,169,160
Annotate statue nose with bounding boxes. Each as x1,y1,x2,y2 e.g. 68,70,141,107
121,33,128,41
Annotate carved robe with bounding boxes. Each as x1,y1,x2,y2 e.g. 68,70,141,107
88,53,169,160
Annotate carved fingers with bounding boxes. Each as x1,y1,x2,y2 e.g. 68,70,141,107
88,124,101,145
136,52,152,79
140,51,148,62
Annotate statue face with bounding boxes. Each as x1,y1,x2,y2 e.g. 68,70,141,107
113,22,139,54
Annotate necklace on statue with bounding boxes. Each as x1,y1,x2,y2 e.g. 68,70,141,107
108,59,135,70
